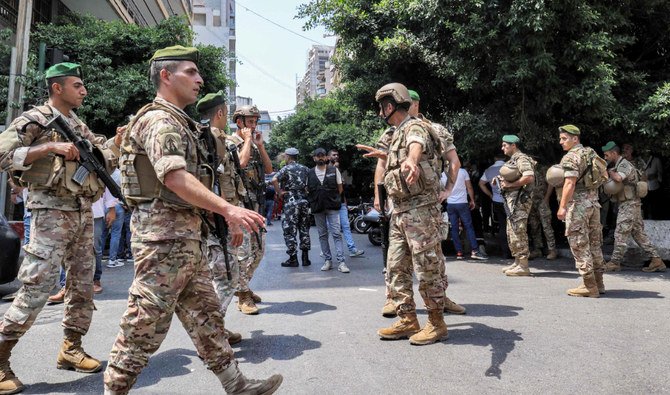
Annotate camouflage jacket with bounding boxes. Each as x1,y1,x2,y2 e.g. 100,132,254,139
273,161,309,201
560,144,598,204
228,133,265,204
211,127,245,206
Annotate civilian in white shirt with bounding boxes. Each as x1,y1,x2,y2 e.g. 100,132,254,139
479,154,511,258
92,187,119,293
446,168,488,260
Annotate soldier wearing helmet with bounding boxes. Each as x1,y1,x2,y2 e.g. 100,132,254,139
370,82,449,345
496,135,536,277
228,104,273,315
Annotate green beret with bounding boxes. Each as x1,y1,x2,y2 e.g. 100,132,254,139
45,62,82,80
196,90,226,114
408,90,420,101
502,134,520,144
602,141,617,152
559,124,580,135
150,45,199,63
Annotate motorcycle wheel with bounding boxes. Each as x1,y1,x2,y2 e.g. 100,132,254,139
368,228,382,246
352,216,369,234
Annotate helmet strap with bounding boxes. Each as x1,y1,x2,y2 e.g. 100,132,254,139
381,103,397,126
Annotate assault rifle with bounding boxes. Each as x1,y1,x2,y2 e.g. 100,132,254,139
41,113,126,207
377,183,390,269
227,144,264,244
200,121,231,281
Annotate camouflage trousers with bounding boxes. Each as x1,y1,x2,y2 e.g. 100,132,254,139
281,199,311,256
565,200,605,276
528,198,556,251
207,233,240,316
387,205,445,314
610,200,659,264
0,206,95,341
505,198,532,260
236,225,265,293
104,238,233,393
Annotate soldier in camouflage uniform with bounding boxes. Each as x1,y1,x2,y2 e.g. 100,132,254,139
371,83,448,345
196,91,247,345
497,135,536,277
528,163,558,260
601,142,666,273
228,105,273,315
557,125,606,297
271,147,311,267
104,46,281,395
0,62,121,393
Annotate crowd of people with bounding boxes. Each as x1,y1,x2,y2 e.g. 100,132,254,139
0,45,667,395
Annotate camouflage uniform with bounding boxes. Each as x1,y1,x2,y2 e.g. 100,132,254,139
608,157,660,264
501,151,536,260
528,165,556,252
384,116,445,315
104,98,233,392
228,134,266,294
274,161,311,256
560,144,605,276
0,105,114,342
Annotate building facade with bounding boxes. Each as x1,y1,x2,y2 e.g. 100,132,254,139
296,44,334,105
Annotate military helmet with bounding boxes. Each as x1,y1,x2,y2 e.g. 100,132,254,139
545,164,565,187
233,105,260,122
499,164,521,182
375,83,412,105
603,179,623,196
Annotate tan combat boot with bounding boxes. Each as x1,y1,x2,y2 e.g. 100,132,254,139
594,272,605,294
443,297,466,315
381,298,396,318
0,340,25,395
546,249,558,260
57,330,102,373
237,292,259,315
505,258,531,277
501,259,518,274
642,257,667,273
409,310,448,345
225,329,242,346
216,361,282,395
377,313,420,340
605,261,621,272
250,291,262,303
567,273,600,298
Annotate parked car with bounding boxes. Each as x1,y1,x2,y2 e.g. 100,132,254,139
0,212,21,284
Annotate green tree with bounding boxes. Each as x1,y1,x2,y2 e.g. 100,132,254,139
299,0,670,161
4,14,232,135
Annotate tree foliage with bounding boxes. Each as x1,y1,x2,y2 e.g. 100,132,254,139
297,0,670,160
3,14,232,135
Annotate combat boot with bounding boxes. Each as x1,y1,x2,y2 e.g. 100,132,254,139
225,329,242,346
301,250,311,266
505,258,531,277
381,298,396,318
377,313,420,340
605,261,621,272
280,255,298,267
443,297,466,315
57,330,102,373
501,259,518,274
642,257,667,273
250,291,262,303
546,249,558,260
566,273,600,298
529,249,542,260
0,340,24,395
237,292,259,315
594,272,606,294
409,310,448,345
216,361,282,395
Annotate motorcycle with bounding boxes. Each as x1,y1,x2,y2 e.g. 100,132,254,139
362,208,384,246
348,202,373,234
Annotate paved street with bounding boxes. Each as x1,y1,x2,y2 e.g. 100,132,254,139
1,224,669,394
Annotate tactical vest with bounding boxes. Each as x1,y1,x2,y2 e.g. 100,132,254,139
212,128,245,206
502,151,536,193
307,165,341,213
611,157,639,203
9,105,104,200
384,117,441,212
229,133,266,212
120,102,210,209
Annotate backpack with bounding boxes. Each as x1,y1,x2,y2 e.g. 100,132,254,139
578,148,608,190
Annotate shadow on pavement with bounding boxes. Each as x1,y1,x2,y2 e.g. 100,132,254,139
448,322,523,379
21,372,103,393
259,300,336,316
601,289,665,299
531,271,580,279
133,348,199,389
233,330,321,364
452,304,524,317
